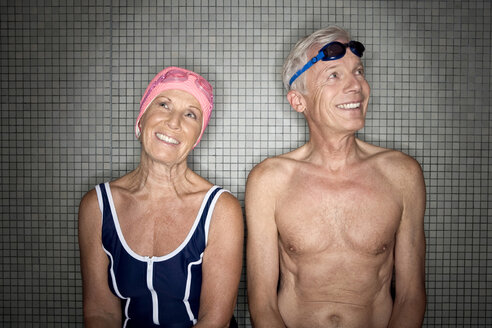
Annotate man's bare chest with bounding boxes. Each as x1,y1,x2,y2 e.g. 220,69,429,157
275,176,402,256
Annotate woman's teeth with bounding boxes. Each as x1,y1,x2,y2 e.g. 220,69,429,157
156,133,179,144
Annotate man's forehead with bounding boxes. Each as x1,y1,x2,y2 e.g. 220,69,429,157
315,54,364,72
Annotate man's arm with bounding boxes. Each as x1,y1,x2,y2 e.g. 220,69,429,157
78,190,122,328
194,192,244,328
245,162,286,328
388,157,426,328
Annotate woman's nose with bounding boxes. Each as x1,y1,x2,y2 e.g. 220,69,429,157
166,111,182,129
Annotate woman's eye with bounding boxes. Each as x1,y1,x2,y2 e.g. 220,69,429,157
186,112,197,119
329,72,338,79
160,102,169,109
356,68,365,76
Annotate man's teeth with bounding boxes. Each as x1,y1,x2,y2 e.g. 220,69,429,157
337,103,360,109
156,133,179,144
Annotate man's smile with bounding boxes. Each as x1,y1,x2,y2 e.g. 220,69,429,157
336,102,361,110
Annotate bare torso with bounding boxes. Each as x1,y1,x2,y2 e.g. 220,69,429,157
272,141,404,328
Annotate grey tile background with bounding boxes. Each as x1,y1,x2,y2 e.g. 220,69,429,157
0,0,490,326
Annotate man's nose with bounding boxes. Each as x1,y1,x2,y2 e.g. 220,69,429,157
344,74,362,93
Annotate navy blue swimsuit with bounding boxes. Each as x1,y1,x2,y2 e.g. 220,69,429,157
96,183,226,327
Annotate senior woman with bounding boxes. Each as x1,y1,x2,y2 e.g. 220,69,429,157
78,67,244,327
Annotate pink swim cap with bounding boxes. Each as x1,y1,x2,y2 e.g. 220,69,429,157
135,66,214,148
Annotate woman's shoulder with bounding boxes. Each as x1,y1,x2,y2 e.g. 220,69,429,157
79,179,118,219
79,185,99,211
211,186,241,213
78,186,103,229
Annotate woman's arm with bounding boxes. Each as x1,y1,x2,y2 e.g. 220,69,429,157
194,192,244,328
78,189,122,328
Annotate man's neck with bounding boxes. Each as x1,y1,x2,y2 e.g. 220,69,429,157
302,132,362,171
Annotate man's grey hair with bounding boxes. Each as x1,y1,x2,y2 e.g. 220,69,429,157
282,26,351,93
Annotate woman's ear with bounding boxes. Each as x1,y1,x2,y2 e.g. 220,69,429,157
287,90,307,113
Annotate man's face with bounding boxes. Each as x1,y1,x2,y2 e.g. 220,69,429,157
302,40,371,135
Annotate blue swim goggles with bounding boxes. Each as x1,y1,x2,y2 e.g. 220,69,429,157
289,41,365,86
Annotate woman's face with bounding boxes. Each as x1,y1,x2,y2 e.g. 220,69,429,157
139,89,203,164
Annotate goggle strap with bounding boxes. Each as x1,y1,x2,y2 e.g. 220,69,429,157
289,51,325,86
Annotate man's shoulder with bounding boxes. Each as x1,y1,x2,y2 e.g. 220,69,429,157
250,152,301,177
247,153,300,191
361,142,423,182
377,148,420,172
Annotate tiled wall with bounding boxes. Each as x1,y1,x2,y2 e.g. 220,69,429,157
0,0,490,326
